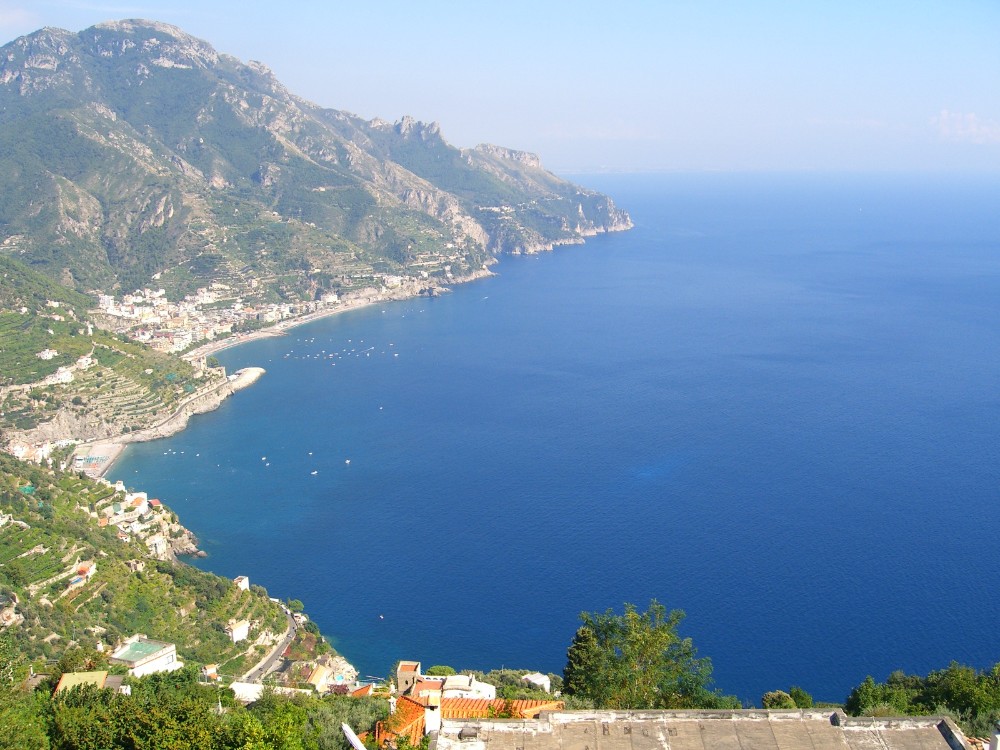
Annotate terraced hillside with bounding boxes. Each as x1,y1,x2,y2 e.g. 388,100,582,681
0,452,289,675
0,319,216,442
0,255,218,447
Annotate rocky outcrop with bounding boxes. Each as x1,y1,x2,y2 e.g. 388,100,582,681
473,143,542,168
122,367,264,443
0,19,631,298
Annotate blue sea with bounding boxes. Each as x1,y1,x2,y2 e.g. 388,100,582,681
114,173,1000,703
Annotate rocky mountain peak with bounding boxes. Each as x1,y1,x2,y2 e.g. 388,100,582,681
0,18,630,297
395,116,443,141
84,18,220,69
0,26,83,93
473,143,542,168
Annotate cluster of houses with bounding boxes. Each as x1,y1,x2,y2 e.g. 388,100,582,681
273,652,360,694
92,268,450,356
92,480,173,559
375,661,563,747
361,662,988,750
7,438,76,466
94,284,343,353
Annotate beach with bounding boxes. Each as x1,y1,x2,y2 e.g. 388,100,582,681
73,367,265,478
182,269,495,365
71,270,499,478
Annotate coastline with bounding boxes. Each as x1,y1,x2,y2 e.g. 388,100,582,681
75,231,631,477
70,223,632,679
77,269,498,478
75,366,265,479
182,267,496,365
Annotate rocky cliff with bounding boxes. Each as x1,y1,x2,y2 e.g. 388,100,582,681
0,19,631,300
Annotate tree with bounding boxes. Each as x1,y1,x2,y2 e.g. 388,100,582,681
425,665,456,677
564,626,602,699
562,600,737,710
789,686,813,708
0,633,50,750
762,690,796,709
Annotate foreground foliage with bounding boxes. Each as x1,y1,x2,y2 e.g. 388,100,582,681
846,663,1000,737
0,647,388,750
562,600,738,710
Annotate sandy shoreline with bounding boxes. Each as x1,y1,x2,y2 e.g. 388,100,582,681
79,270,495,479
74,367,266,479
73,440,128,479
182,269,495,364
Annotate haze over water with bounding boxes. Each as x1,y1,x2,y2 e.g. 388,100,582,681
115,173,1000,702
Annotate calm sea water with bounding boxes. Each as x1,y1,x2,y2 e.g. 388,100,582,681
114,173,1000,703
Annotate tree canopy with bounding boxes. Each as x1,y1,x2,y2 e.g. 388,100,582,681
845,663,1000,736
562,600,738,710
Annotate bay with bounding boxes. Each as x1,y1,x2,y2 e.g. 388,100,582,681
114,172,1000,702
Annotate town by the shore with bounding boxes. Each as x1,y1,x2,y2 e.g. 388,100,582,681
70,267,496,480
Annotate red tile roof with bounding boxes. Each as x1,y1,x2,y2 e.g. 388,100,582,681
374,696,565,748
440,698,564,719
410,678,445,695
376,696,426,747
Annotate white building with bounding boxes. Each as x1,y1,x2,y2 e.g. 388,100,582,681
521,672,551,693
226,619,250,644
110,635,183,677
441,674,496,700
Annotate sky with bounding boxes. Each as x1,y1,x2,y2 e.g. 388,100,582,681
1,0,998,173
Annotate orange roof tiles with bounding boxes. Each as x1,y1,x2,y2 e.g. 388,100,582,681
410,678,444,695
375,696,566,748
376,696,426,747
440,698,564,719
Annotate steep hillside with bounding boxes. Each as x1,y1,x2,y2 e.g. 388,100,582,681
0,452,289,675
0,256,226,448
0,19,630,301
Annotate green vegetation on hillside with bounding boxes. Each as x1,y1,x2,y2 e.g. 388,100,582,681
845,663,1000,736
0,256,216,443
0,21,629,302
0,452,286,672
0,650,389,750
0,256,93,318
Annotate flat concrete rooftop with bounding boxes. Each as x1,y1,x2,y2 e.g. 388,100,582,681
432,710,971,750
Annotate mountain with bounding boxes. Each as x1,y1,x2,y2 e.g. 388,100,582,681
0,20,631,301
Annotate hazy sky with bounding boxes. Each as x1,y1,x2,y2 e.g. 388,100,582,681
1,1,998,173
